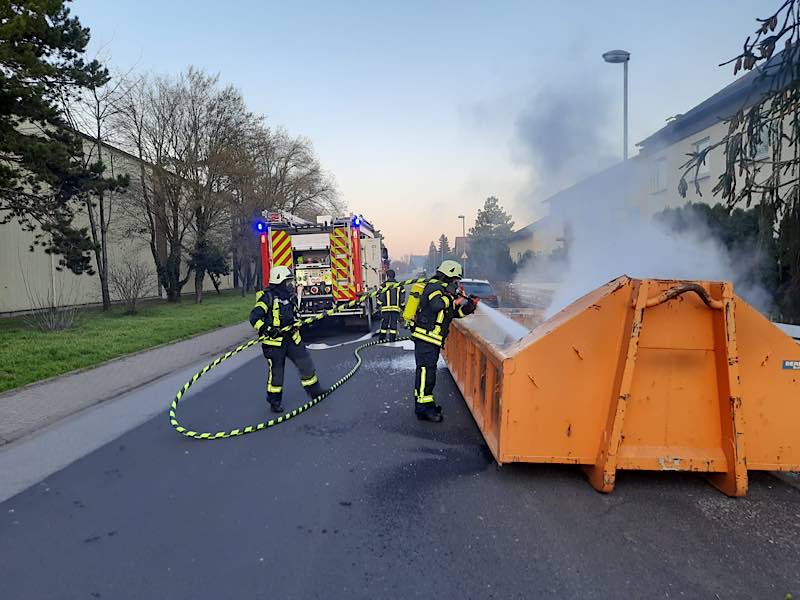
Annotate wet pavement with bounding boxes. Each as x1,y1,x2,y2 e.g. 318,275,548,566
1,323,798,599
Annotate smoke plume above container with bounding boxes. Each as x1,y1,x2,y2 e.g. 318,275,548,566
508,72,770,317
512,75,618,216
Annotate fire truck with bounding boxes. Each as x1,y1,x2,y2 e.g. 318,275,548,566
258,211,390,330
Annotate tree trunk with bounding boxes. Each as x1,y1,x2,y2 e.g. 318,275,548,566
98,191,111,310
85,197,111,310
195,267,204,303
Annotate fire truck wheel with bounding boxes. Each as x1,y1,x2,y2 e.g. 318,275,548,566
362,298,373,332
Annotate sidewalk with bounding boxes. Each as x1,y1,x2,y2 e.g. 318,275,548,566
0,321,254,445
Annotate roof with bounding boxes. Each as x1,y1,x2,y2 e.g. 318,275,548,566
636,51,786,154
509,215,560,240
509,223,534,241
543,158,641,209
72,128,152,168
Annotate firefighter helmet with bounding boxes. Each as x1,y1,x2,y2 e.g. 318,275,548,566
436,260,463,279
269,266,294,285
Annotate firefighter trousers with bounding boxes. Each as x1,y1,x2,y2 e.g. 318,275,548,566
413,338,441,414
261,338,319,403
379,311,399,341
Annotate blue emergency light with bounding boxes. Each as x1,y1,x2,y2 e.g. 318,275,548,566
352,215,362,227
254,220,267,233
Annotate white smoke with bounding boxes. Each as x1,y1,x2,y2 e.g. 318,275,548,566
514,160,771,318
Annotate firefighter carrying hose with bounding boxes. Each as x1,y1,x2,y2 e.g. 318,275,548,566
249,266,325,413
408,260,477,422
377,269,404,342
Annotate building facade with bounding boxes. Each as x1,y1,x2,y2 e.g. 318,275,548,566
0,135,234,314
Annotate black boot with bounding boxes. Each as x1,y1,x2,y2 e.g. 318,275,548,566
416,409,443,423
267,392,283,413
305,382,325,399
415,403,443,422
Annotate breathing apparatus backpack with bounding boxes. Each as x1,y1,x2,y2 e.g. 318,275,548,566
402,280,427,326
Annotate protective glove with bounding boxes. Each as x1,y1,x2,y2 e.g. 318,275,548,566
259,324,279,338
461,295,478,315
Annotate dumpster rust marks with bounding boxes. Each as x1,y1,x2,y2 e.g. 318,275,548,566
658,457,682,471
526,372,539,388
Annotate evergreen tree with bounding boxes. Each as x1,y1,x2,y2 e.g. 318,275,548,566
0,0,106,274
437,234,451,257
426,241,438,274
467,196,516,280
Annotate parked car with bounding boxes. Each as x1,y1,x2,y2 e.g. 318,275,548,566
460,278,499,307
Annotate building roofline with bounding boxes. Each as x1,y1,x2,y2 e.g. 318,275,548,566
71,128,152,168
636,51,786,153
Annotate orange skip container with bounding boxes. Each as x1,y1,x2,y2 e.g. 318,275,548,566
443,276,800,496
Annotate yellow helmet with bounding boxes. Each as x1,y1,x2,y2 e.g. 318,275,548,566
436,259,462,279
269,265,294,285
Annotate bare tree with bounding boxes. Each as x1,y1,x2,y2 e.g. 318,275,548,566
253,127,341,219
180,69,257,303
115,69,342,302
108,255,154,315
115,74,195,302
60,60,132,310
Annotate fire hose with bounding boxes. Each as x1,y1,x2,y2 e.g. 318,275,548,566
168,278,429,440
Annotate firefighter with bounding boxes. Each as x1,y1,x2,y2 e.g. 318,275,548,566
377,269,404,342
249,266,325,413
410,259,477,422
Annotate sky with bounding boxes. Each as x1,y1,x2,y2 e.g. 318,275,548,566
72,0,770,257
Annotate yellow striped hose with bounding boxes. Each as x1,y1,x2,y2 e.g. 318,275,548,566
169,277,425,440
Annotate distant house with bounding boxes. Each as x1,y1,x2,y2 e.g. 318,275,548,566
507,216,563,263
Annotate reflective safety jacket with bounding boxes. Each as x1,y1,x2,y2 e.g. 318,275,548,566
377,279,404,313
411,278,474,347
249,287,302,346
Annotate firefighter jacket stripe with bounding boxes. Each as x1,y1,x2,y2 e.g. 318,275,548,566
410,278,463,348
378,282,403,312
249,289,302,346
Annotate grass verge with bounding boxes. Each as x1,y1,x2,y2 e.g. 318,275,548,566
0,291,253,393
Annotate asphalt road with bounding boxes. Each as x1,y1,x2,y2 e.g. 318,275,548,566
1,323,799,599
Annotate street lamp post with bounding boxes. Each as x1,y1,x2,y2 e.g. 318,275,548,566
458,215,466,275
602,49,630,160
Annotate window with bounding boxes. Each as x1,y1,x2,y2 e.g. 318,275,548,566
651,158,668,193
754,124,770,158
692,137,711,177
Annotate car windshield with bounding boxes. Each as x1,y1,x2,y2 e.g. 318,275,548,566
461,282,494,296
